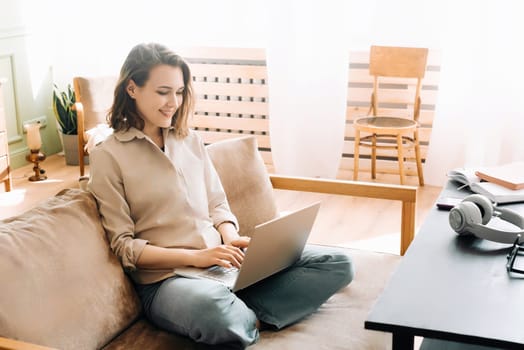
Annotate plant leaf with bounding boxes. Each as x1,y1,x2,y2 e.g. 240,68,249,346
52,83,77,134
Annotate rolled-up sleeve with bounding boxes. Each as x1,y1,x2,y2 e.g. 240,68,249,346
88,146,148,271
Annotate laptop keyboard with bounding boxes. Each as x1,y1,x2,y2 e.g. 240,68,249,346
200,265,239,282
202,265,238,277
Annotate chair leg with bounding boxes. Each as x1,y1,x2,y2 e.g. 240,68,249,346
78,145,85,177
414,131,424,186
371,134,377,179
353,131,360,181
396,134,405,185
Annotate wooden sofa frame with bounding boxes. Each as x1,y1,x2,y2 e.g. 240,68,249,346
269,175,417,255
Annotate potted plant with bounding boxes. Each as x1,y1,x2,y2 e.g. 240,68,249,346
52,84,77,135
52,84,85,165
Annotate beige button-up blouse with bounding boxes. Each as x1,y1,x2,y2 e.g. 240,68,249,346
88,127,238,284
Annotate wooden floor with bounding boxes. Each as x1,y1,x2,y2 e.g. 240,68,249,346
0,154,442,255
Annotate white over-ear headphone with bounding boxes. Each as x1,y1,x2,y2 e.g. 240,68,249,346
449,194,524,244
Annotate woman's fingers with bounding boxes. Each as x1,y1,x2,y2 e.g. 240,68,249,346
193,245,245,268
224,245,244,267
212,245,244,268
229,236,250,249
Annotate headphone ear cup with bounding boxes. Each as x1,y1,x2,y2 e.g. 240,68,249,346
462,194,493,225
449,202,483,234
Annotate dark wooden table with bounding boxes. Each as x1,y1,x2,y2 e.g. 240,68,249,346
365,181,524,349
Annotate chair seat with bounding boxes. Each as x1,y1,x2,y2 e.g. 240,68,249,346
354,116,417,132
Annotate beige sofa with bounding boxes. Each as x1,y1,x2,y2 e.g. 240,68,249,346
0,137,413,349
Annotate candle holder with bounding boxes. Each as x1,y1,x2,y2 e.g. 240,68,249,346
24,122,47,182
26,149,47,181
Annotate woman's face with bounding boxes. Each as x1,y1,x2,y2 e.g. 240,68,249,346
127,64,184,137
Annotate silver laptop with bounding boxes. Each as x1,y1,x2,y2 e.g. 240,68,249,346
174,201,321,292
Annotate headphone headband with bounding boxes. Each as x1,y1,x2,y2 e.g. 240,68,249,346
497,207,524,230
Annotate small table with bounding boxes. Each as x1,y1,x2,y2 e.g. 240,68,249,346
365,181,524,349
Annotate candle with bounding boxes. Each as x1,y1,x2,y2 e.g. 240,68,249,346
26,123,42,150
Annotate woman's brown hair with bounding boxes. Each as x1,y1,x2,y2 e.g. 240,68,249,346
109,43,194,138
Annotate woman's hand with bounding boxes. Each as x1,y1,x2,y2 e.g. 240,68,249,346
227,236,251,249
189,245,245,269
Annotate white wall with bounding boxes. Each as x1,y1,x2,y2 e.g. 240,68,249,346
0,0,59,167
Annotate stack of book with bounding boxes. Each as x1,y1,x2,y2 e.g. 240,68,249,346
448,162,524,204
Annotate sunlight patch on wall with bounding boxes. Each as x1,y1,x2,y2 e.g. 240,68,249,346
17,1,53,100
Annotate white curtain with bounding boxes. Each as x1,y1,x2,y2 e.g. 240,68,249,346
424,0,524,185
266,0,349,178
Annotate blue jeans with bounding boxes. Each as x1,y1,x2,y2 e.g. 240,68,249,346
135,245,354,348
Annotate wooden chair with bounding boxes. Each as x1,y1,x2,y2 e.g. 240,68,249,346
353,46,428,186
73,76,116,177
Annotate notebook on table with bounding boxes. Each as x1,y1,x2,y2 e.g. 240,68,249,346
474,161,524,191
174,201,321,292
447,167,524,204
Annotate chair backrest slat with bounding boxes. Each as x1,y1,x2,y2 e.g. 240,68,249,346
369,46,428,79
369,46,429,120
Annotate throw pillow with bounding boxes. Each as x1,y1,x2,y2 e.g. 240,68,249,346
207,136,278,237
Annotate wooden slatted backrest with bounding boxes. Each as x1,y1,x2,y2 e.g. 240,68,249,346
176,47,272,167
342,47,441,177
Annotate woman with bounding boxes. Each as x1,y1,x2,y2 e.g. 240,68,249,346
88,42,354,348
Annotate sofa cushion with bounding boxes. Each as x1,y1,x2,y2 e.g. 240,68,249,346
207,136,278,237
102,247,400,349
0,189,141,350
